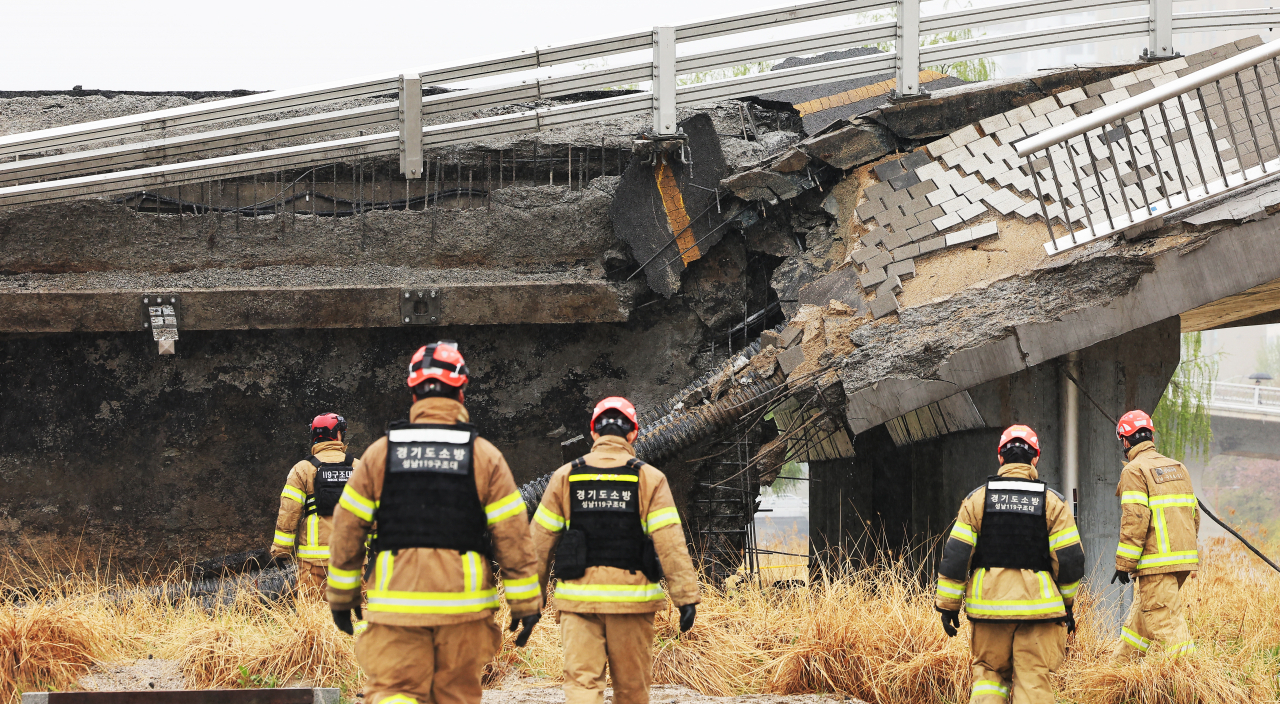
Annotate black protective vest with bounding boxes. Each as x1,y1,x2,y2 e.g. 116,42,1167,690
971,475,1053,572
373,421,488,554
305,452,355,517
568,457,647,571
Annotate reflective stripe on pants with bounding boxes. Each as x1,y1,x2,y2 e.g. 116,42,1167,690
1110,570,1194,662
561,612,655,704
356,619,501,704
969,620,1066,704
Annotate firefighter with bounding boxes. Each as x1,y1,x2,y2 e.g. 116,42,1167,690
269,413,360,594
531,397,700,704
1109,409,1200,661
326,342,542,704
935,425,1086,704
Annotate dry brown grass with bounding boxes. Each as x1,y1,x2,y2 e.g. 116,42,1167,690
3,537,1279,704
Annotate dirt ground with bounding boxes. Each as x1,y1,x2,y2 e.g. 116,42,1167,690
78,657,186,691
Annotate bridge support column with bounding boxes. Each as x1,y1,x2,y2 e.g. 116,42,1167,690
810,317,1181,630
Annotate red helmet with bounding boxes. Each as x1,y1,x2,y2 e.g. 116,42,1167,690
591,397,639,433
311,413,346,442
997,424,1040,459
407,341,469,389
1116,410,1153,440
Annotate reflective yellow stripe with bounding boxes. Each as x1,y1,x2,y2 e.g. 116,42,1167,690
485,491,526,525
367,588,500,613
966,570,1064,616
328,565,361,590
568,474,639,482
273,531,295,547
1121,491,1149,507
533,504,566,532
1038,571,1055,600
306,513,319,549
1057,580,1081,598
1121,626,1151,652
1136,551,1199,570
1116,542,1143,559
645,507,681,533
297,544,330,560
380,696,418,704
280,485,305,503
554,582,665,602
1149,494,1197,508
936,577,966,599
503,574,539,600
338,485,376,522
462,551,482,593
1170,639,1196,656
950,521,977,545
972,567,986,600
1048,526,1080,550
972,680,1010,699
376,550,395,592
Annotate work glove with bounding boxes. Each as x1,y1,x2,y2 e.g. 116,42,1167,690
509,613,541,648
1063,604,1077,634
1110,570,1131,585
331,609,354,636
937,606,960,637
679,604,697,632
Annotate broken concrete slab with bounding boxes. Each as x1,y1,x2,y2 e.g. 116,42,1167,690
722,168,804,202
772,148,810,173
799,120,897,170
777,344,807,376
780,324,804,348
870,291,900,319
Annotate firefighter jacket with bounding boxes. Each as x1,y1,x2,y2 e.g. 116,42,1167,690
935,463,1086,621
271,440,362,564
326,397,541,626
531,434,700,614
1115,441,1200,576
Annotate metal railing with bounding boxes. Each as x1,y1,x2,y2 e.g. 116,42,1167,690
0,0,1277,210
1209,381,1280,416
1016,38,1280,254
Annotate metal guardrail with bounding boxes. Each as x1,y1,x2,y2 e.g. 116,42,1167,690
1209,381,1280,416
1016,37,1280,254
1,0,1278,209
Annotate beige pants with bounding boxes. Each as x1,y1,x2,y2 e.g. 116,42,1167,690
561,612,656,704
295,561,328,596
355,619,501,704
1111,571,1194,661
969,620,1066,704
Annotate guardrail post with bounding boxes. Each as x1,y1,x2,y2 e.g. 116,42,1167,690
652,26,678,136
1149,0,1174,58
895,0,921,96
398,73,424,179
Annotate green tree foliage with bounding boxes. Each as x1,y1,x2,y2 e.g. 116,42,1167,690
770,460,807,495
1153,332,1217,463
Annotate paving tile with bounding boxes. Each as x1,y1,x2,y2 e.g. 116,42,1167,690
917,236,945,255
882,228,911,250
932,168,961,187
870,291,899,319
970,221,999,241
993,194,1023,216
867,251,893,271
1111,72,1138,89
884,189,911,208
888,212,919,232
865,181,895,201
916,204,945,224
874,159,906,180
887,260,916,279
901,197,928,216
1056,87,1088,105
958,201,988,221
994,170,1019,187
907,179,938,199
1084,79,1114,97
1237,35,1264,51
1102,88,1130,105
1003,105,1036,125
926,136,958,158
892,243,920,261
979,113,1010,134
967,183,996,200
932,211,963,231
969,136,999,155
916,160,946,181
941,195,970,215
889,170,921,190
1047,107,1077,126
852,245,878,265
976,160,1005,181
940,147,971,169
1128,78,1155,95
944,228,973,247
1160,57,1189,74
859,267,888,289
1022,115,1052,134
908,221,937,241
1151,73,1177,88
953,174,981,193
877,274,903,296
1012,175,1035,194
995,123,1026,145
856,204,884,222
901,151,933,170
926,185,956,206
959,156,988,176
951,124,981,147
1074,95,1105,116
1029,97,1060,116
1134,64,1164,82
1015,200,1044,218
862,226,887,247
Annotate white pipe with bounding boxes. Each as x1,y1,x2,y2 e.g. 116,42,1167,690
1063,352,1080,517
1017,37,1280,157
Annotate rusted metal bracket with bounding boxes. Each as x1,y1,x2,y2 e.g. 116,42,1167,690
399,289,441,325
141,294,181,355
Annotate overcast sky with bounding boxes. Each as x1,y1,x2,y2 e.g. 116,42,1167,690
1,1,1268,92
